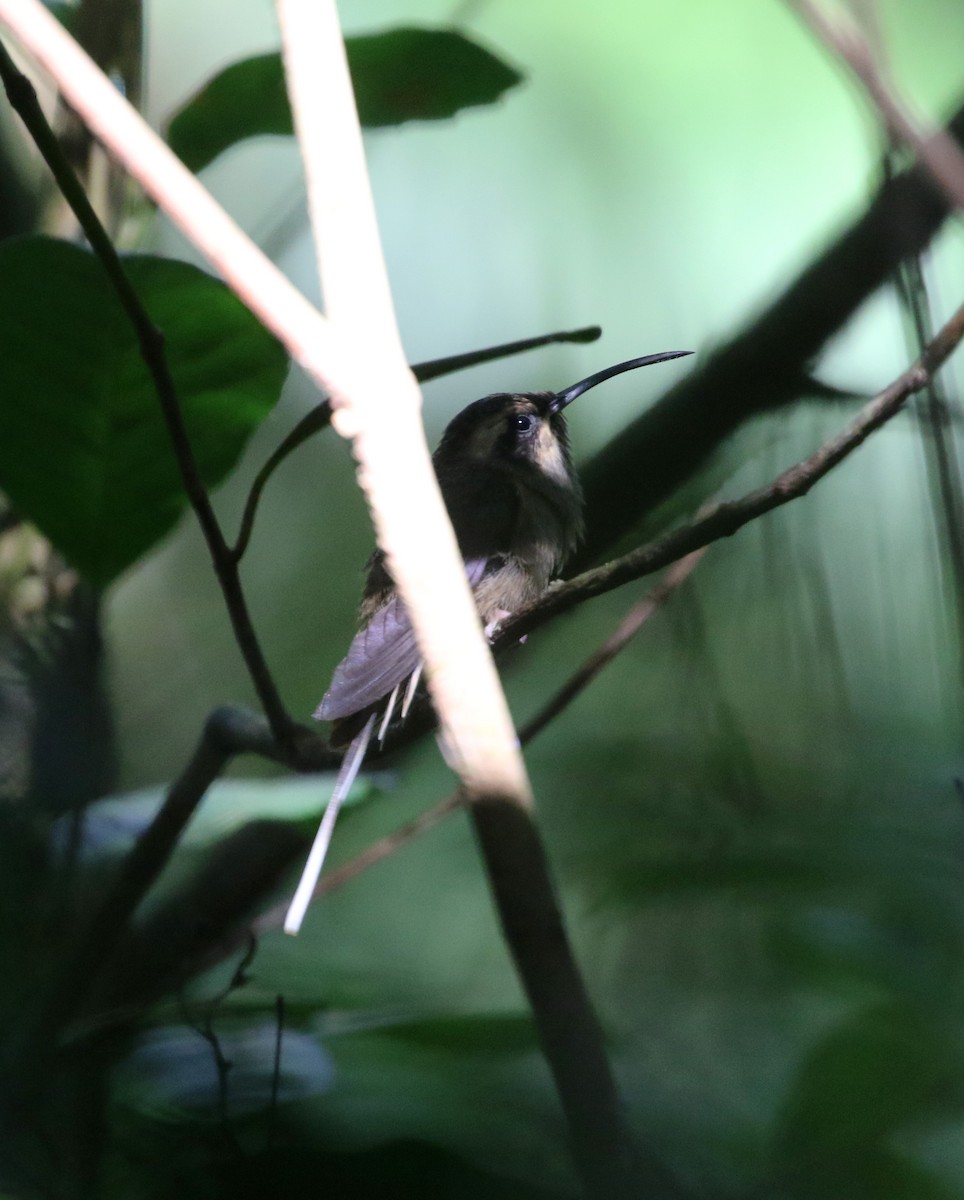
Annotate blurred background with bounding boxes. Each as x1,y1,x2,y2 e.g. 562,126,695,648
3,0,964,1196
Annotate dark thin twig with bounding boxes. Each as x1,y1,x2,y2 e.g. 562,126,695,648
179,935,258,1153
518,547,707,744
231,401,333,562
230,325,602,562
0,40,299,747
411,324,602,383
200,1012,237,1145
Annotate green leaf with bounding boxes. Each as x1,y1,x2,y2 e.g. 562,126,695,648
348,27,523,126
167,28,523,173
0,237,288,585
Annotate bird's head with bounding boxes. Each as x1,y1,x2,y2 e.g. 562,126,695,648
433,350,691,485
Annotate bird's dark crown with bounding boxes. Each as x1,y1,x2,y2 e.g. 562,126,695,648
434,391,574,482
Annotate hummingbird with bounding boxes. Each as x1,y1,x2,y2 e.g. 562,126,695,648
283,349,691,933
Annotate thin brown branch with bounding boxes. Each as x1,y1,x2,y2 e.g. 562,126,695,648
231,401,333,563
501,297,964,645
785,0,964,210
0,39,300,747
251,793,466,938
519,547,708,744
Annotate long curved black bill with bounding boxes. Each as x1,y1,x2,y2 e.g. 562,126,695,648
550,349,692,412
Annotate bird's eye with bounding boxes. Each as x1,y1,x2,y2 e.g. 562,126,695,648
511,414,534,433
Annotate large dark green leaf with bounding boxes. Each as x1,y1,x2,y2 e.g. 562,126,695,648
167,28,523,174
0,237,288,586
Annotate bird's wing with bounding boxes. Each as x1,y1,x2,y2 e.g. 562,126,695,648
315,557,492,722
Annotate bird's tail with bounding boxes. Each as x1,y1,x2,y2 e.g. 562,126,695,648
283,712,376,935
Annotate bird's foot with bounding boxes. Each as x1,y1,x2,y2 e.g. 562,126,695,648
484,610,512,640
